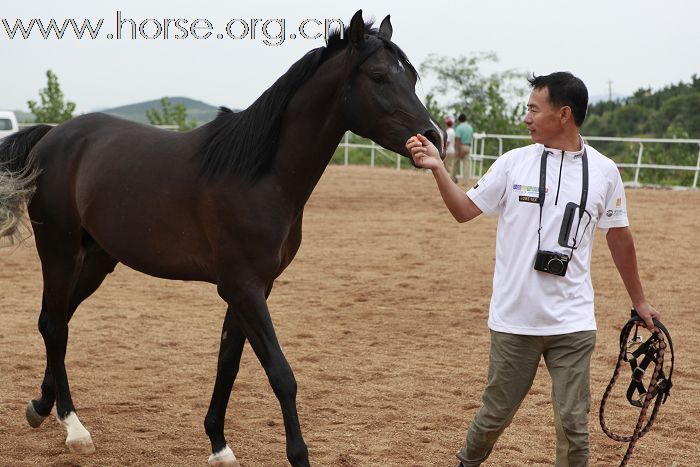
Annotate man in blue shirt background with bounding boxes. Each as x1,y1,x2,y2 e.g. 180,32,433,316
454,113,474,181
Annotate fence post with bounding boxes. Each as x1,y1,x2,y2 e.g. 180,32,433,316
396,153,401,171
479,137,486,178
693,144,700,189
633,142,644,185
344,131,349,166
371,141,375,168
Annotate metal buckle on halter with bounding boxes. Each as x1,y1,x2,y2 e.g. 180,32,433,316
631,366,646,383
626,335,644,353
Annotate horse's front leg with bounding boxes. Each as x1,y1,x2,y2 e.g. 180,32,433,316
205,306,246,467
218,283,310,467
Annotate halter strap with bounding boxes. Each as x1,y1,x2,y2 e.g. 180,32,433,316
622,310,675,405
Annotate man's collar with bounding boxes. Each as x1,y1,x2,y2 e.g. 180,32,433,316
543,135,585,158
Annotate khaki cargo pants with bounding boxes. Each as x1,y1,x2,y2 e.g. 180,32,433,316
457,330,596,467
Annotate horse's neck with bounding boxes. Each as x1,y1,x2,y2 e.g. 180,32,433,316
271,73,346,210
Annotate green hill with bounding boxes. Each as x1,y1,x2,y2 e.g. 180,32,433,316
103,97,222,125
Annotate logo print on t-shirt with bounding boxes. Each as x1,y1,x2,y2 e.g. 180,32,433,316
513,183,547,203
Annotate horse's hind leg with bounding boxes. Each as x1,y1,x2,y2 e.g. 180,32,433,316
28,245,117,426
28,239,117,454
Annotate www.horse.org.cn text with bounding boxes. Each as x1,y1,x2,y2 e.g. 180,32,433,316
1,11,346,46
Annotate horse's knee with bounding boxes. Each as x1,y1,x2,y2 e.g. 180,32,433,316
267,363,297,399
40,316,68,346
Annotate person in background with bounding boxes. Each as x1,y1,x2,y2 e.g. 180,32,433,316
454,112,474,181
405,72,660,467
444,116,457,181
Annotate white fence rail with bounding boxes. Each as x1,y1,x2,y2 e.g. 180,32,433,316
337,132,700,190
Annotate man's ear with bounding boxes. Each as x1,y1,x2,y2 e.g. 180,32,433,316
560,106,573,125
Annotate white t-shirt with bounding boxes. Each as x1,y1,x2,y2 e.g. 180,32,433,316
467,142,629,336
446,127,456,155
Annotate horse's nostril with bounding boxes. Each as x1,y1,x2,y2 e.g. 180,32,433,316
423,130,440,148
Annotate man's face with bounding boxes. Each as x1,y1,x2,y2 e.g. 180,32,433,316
524,87,564,146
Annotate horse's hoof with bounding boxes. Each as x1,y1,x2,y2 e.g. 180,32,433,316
25,401,47,428
208,445,240,467
66,436,96,455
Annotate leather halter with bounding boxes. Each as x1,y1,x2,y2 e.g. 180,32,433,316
599,310,674,467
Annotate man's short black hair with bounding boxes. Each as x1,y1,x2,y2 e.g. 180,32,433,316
528,72,588,127
458,113,466,122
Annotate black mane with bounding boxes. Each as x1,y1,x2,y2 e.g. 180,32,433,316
200,20,417,183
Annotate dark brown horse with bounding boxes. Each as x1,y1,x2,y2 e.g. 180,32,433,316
0,11,443,466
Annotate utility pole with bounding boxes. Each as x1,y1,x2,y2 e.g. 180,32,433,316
607,80,613,101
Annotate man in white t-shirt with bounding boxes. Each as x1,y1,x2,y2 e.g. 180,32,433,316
405,72,660,467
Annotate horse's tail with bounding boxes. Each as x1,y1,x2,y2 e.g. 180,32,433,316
0,124,53,245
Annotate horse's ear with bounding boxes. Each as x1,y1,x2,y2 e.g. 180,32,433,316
349,9,365,46
378,15,393,41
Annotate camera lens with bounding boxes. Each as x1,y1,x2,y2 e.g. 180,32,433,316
547,258,565,275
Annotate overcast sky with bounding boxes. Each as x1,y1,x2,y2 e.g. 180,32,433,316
2,0,697,114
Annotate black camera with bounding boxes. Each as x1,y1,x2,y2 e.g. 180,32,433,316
534,250,570,276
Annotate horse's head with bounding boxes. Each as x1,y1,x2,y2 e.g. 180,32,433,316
339,11,446,163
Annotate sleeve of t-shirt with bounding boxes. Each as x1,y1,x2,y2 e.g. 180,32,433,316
597,165,629,230
466,154,508,216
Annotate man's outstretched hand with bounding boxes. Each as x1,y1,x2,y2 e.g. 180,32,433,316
406,134,442,171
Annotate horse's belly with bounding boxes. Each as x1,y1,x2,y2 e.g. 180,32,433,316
79,194,216,282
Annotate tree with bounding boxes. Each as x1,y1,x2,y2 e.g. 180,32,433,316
146,97,197,132
583,75,700,138
27,70,76,123
420,52,527,134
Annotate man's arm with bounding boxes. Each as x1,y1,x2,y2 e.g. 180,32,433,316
406,134,482,223
606,226,660,329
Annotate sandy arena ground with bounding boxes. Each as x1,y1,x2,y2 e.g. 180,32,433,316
1,165,698,466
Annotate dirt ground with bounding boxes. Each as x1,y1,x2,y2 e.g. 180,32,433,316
1,165,698,467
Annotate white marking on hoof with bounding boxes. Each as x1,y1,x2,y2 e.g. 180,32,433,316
25,401,47,428
58,412,95,454
208,445,240,467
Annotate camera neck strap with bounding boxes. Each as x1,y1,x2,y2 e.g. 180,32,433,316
537,145,589,252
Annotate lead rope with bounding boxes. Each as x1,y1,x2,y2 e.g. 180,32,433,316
599,314,673,466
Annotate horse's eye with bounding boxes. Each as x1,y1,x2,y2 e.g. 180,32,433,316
370,73,387,84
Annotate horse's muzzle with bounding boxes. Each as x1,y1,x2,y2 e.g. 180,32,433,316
422,128,446,160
